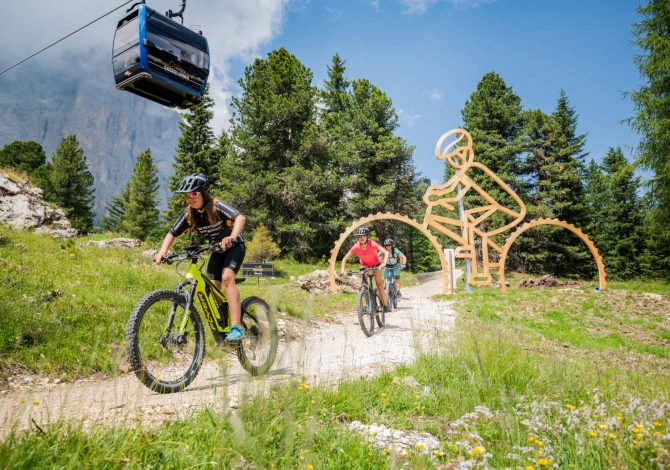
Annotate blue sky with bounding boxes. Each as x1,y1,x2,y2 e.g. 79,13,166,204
240,0,643,184
1,0,644,186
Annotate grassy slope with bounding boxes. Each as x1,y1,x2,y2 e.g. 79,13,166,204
0,228,360,380
1,228,669,468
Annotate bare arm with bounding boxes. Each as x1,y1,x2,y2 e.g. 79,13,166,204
154,233,176,265
222,214,246,249
340,251,353,273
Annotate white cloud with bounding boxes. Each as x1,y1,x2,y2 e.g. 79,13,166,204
400,0,494,15
400,0,439,15
0,0,287,133
370,0,381,11
397,108,422,127
428,89,444,101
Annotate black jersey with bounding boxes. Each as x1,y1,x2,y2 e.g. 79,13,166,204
169,201,244,244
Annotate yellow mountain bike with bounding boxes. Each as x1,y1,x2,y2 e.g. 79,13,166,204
126,244,278,394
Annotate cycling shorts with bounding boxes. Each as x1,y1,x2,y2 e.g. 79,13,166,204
207,243,245,280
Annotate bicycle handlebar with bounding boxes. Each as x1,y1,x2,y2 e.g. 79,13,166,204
161,240,240,265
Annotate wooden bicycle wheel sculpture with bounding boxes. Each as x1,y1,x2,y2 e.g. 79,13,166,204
498,218,607,292
328,212,452,294
328,128,607,294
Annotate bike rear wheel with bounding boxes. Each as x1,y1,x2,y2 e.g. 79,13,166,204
236,296,278,376
126,289,205,394
357,288,375,337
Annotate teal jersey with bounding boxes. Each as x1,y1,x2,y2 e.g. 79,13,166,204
386,247,403,267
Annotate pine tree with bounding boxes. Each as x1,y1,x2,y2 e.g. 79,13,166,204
100,183,129,232
630,0,670,278
122,149,160,240
550,90,588,224
224,48,344,259
0,141,46,174
48,135,95,232
600,148,646,279
164,88,218,227
322,53,350,115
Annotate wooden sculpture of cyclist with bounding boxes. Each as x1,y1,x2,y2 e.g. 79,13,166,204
423,128,527,285
340,226,390,313
154,173,247,342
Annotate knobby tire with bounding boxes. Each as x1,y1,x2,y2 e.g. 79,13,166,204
126,289,205,394
357,288,375,336
236,296,278,376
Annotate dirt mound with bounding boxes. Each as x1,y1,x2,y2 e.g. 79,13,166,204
518,274,579,289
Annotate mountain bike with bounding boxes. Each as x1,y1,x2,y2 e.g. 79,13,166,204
351,267,385,337
126,244,278,394
384,266,400,310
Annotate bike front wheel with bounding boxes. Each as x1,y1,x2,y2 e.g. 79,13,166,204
237,296,278,376
126,289,205,394
357,288,375,337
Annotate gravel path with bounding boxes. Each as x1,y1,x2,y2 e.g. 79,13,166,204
0,274,456,436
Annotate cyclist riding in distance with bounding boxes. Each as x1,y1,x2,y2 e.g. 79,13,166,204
154,173,247,342
383,238,407,297
340,226,390,313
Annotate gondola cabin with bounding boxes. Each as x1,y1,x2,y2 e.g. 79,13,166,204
112,4,209,108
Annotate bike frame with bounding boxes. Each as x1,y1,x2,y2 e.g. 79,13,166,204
171,260,233,343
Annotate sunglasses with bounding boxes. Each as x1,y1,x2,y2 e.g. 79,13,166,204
186,191,200,198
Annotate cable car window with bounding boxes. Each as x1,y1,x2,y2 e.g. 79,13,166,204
113,45,140,72
113,17,139,55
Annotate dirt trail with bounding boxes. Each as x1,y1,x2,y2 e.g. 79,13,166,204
0,275,455,436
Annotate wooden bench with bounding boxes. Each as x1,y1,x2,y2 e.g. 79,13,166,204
241,262,275,281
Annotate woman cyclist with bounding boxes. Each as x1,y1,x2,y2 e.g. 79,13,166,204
383,238,407,297
154,173,246,342
340,226,390,312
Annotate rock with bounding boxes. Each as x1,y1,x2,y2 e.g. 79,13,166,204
276,319,302,341
401,375,421,388
142,249,158,258
294,270,362,295
0,172,78,238
348,420,441,455
86,238,142,249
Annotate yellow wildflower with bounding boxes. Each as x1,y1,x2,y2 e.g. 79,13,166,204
534,439,544,447
399,450,407,458
32,399,39,406
608,433,617,440
415,442,426,451
588,431,597,438
599,424,608,430
526,466,536,470
633,439,639,445
537,457,552,466
565,404,575,411
306,465,314,470
527,436,536,444
298,383,309,392
654,421,663,428
433,450,445,457
471,446,485,457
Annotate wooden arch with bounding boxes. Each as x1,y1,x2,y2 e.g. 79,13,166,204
327,212,452,294
498,218,607,292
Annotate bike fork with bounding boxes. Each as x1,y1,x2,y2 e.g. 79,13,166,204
168,280,197,335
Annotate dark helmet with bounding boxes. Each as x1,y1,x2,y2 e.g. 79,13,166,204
354,226,370,237
383,238,394,246
175,173,208,193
